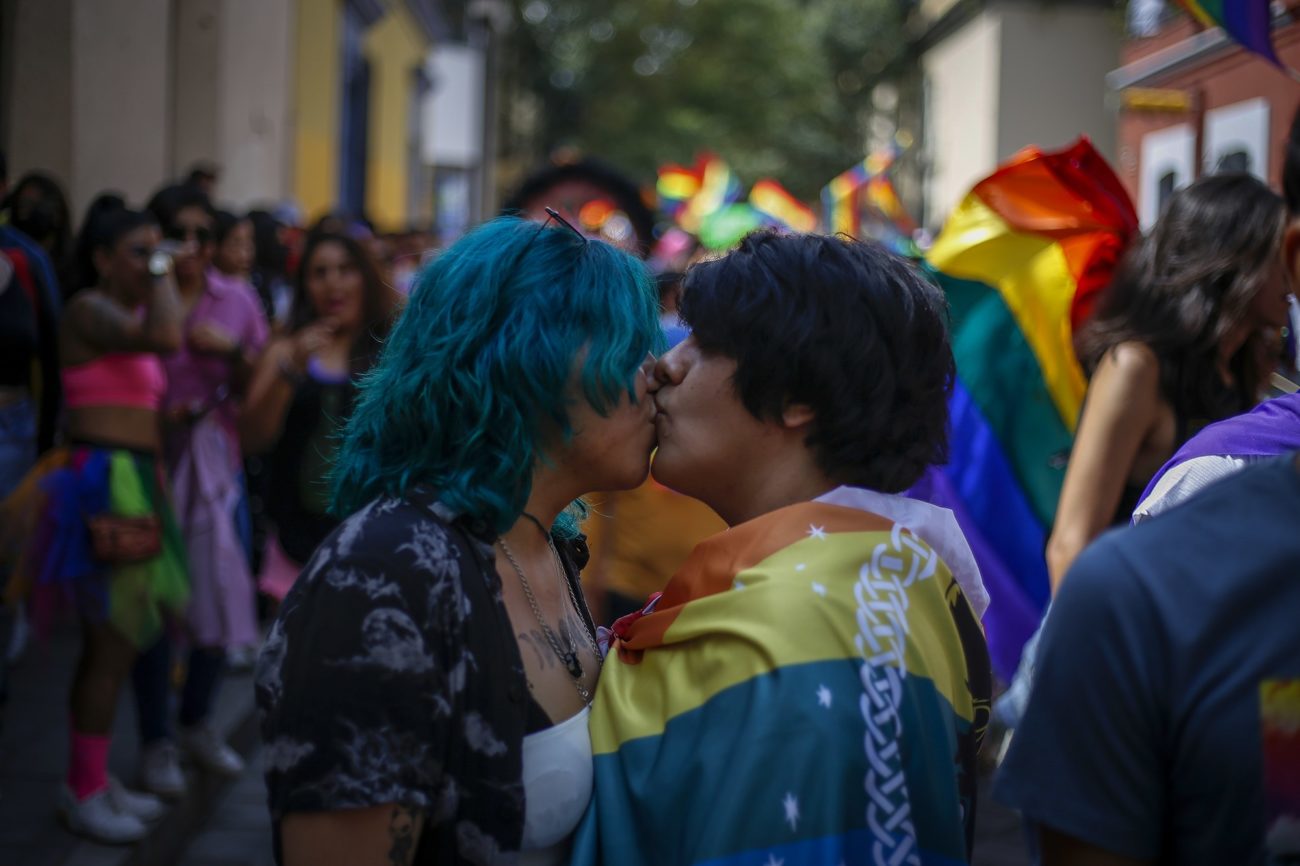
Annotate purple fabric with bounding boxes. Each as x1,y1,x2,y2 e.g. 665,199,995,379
910,466,1042,683
163,269,269,463
1139,393,1300,505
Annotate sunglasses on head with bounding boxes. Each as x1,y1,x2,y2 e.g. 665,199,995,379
165,225,213,245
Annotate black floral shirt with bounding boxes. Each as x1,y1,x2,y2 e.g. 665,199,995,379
255,486,592,865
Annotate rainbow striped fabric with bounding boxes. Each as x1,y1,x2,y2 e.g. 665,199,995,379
750,179,817,233
572,499,989,866
908,138,1137,680
1179,0,1279,66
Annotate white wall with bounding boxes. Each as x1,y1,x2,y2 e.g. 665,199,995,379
1203,98,1270,179
71,0,173,216
923,8,1001,226
3,0,74,198
214,0,296,209
1139,123,1195,228
996,2,1119,165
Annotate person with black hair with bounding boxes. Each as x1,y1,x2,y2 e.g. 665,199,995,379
1045,173,1291,590
502,156,656,254
4,171,73,291
245,208,295,332
994,111,1300,866
575,231,991,866
128,184,269,799
211,210,255,281
1,198,186,842
240,231,394,605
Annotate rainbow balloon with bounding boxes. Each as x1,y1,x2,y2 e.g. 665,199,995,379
909,138,1138,680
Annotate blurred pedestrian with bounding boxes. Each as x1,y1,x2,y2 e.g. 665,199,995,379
0,163,62,496
240,232,394,604
246,209,295,332
996,450,1300,864
1046,173,1290,589
1,197,187,843
256,213,661,865
126,184,269,799
3,170,73,296
211,210,255,281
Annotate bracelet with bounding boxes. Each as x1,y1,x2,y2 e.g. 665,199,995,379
277,357,306,386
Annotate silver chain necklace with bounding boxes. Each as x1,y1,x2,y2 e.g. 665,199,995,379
497,515,599,703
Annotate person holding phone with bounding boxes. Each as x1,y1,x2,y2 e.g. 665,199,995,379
1,198,189,842
124,185,271,800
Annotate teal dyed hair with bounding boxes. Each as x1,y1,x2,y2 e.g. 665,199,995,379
331,216,662,537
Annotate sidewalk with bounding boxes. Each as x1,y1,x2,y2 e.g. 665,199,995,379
0,611,262,866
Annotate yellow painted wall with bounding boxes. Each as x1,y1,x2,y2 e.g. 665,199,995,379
293,0,341,221
363,4,429,231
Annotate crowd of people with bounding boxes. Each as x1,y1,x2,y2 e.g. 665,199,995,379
0,156,404,842
1,106,1298,866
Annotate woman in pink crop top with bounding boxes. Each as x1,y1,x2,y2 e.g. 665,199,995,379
1,198,190,843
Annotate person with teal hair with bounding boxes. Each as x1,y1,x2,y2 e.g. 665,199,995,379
256,213,663,866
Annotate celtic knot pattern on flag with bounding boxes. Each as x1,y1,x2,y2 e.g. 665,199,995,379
855,524,938,866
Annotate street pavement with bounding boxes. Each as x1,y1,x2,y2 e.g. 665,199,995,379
1,608,1030,866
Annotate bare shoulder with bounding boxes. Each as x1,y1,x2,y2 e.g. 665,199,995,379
1101,341,1160,380
1094,341,1162,398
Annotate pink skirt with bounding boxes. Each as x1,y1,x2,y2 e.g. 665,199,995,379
258,535,303,602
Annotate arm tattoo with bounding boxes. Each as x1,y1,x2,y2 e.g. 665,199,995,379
387,805,418,866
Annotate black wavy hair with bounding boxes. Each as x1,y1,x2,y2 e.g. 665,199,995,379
1075,173,1284,421
145,182,214,233
71,193,156,291
4,172,72,265
501,157,655,254
680,230,953,493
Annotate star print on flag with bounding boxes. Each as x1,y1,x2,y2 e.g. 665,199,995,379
807,524,827,540
782,792,800,831
811,581,827,596
817,685,833,708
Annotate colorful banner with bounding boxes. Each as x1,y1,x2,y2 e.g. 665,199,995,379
910,138,1138,679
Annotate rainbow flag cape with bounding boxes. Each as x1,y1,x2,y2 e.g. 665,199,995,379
572,498,990,866
909,138,1137,680
1179,0,1280,66
750,178,817,233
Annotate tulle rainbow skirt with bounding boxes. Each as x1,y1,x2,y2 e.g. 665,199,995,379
1,444,190,648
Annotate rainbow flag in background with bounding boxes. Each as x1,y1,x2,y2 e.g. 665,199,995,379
749,178,817,233
657,161,703,220
572,499,990,866
908,138,1137,680
821,157,874,236
1179,0,1280,66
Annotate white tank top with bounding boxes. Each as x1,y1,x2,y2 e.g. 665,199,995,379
518,704,593,866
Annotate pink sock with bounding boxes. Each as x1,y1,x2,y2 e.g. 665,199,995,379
67,730,111,801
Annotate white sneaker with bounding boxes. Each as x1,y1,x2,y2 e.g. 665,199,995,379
107,775,166,822
59,786,148,844
180,724,245,776
225,645,258,671
139,741,187,799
